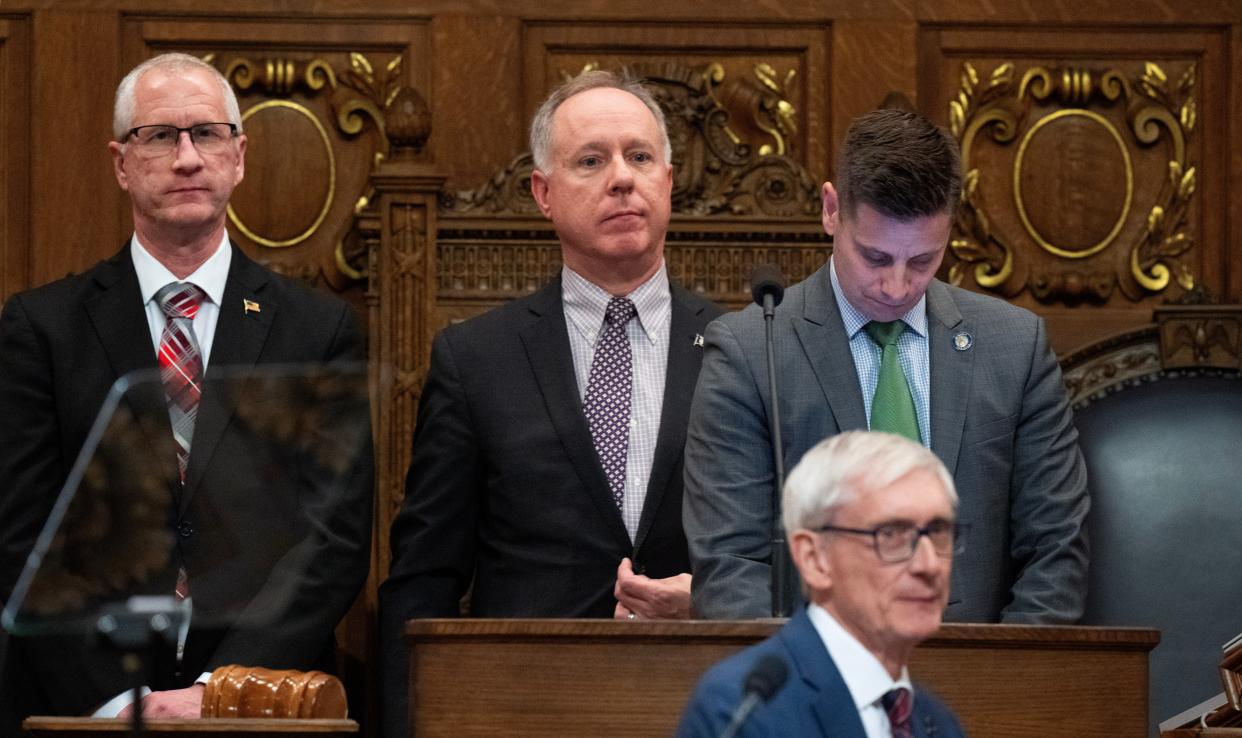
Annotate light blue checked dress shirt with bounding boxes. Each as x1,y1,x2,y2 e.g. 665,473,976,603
563,264,671,541
829,257,932,447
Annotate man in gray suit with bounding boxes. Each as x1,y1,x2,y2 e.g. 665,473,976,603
683,108,1089,623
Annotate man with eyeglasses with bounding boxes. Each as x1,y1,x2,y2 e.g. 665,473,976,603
677,431,966,738
0,53,372,724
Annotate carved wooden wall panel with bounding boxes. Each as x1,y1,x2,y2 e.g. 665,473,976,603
524,22,832,180
0,15,31,304
919,25,1229,352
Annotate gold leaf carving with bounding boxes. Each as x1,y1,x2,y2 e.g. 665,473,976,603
949,59,1198,303
1180,97,1197,133
350,52,374,81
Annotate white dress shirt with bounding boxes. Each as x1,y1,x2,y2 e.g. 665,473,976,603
562,263,671,541
132,232,232,367
807,603,915,738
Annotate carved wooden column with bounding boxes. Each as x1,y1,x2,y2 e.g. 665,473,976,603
355,88,443,584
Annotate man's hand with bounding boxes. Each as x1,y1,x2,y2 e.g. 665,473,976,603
117,684,205,719
613,557,693,620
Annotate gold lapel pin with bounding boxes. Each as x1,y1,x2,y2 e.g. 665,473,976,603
243,299,261,315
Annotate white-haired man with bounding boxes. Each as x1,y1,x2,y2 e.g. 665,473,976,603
0,52,372,724
678,431,967,737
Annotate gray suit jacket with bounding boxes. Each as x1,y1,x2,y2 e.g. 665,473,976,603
683,262,1089,622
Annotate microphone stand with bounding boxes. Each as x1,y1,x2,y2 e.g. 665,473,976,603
762,292,790,618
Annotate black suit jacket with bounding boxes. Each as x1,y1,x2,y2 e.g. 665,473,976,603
378,276,721,736
0,245,373,723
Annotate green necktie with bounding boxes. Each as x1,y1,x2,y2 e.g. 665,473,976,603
865,320,921,443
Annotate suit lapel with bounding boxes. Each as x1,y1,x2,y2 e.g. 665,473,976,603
779,608,869,738
83,248,181,492
791,265,868,432
180,247,275,513
632,284,707,554
84,249,160,383
911,694,948,738
925,280,970,475
518,280,631,551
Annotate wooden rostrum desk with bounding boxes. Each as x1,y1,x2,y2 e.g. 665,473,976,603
405,619,1158,737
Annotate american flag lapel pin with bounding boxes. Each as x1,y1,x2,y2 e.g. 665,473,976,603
243,299,261,315
693,334,705,347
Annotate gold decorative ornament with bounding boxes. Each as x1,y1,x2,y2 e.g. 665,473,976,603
751,63,798,156
1012,109,1133,259
227,100,336,249
948,60,1198,303
212,52,413,286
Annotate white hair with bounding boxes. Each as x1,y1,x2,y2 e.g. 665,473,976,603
529,69,672,173
113,52,242,141
782,431,957,534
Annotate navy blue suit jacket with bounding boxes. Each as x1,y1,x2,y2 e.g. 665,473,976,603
676,608,966,738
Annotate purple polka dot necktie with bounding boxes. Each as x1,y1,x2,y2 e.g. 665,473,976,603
583,297,636,508
882,687,913,738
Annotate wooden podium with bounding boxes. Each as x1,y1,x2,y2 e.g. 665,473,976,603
20,718,357,737
406,619,1158,737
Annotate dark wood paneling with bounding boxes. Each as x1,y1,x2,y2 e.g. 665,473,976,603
30,10,118,286
0,15,31,304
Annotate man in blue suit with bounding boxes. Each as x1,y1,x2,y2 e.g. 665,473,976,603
677,431,967,737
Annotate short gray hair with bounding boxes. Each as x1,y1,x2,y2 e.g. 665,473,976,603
782,431,957,534
114,52,243,141
529,69,672,173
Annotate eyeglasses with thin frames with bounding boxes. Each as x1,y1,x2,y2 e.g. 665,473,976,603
120,123,238,159
811,520,968,563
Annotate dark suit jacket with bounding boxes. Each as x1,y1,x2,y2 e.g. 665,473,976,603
378,276,721,736
676,607,966,738
0,244,373,724
684,263,1089,622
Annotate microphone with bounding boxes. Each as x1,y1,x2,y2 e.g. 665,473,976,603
750,264,785,316
749,265,791,618
719,654,789,738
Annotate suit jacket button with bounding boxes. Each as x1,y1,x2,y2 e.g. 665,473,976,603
633,563,646,575
177,521,194,538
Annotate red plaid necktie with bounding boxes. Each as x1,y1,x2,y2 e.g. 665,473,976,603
155,282,204,601
882,687,913,738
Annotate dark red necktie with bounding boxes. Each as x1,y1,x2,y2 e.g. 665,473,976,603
155,282,205,484
155,282,204,601
882,687,913,738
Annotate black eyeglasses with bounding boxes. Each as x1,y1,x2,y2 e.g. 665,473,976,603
812,520,968,563
120,123,238,159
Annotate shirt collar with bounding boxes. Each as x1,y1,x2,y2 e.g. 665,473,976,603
561,262,670,346
131,232,232,308
828,256,928,339
806,603,914,713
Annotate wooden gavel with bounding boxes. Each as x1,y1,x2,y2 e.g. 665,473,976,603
201,665,348,719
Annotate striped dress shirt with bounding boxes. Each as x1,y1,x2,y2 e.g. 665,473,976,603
563,264,671,541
